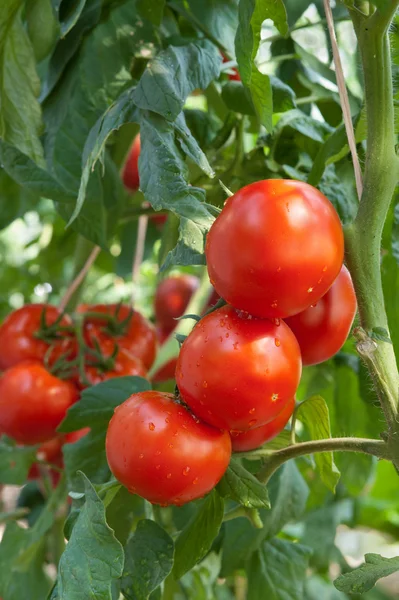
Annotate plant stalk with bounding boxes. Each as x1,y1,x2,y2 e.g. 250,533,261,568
345,6,399,434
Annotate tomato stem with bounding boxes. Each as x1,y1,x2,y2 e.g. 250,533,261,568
223,506,263,529
244,437,392,485
344,4,399,437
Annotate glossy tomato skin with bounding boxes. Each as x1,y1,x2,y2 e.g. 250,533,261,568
230,396,295,452
155,275,199,334
106,391,231,505
80,340,147,388
82,304,157,370
205,180,344,319
176,305,302,431
122,135,141,191
285,265,357,366
0,304,72,370
0,362,79,445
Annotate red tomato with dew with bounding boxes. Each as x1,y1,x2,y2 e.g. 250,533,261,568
285,265,357,366
122,135,141,191
155,275,199,334
230,396,295,452
0,362,79,445
0,304,73,370
205,180,344,319
176,305,301,431
78,339,147,388
106,390,231,506
82,304,157,370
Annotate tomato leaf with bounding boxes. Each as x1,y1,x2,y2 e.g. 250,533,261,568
247,538,312,600
217,459,270,509
59,376,150,432
136,0,165,26
121,520,174,600
105,487,145,546
173,490,224,579
132,41,222,121
57,472,124,597
295,395,341,493
51,0,86,36
0,437,37,485
0,0,44,165
334,553,399,594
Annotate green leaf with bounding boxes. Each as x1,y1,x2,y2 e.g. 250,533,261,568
52,0,88,35
106,487,145,546
169,0,239,55
121,520,174,600
137,0,165,26
0,0,44,164
295,396,340,492
57,472,124,597
132,41,222,121
173,490,224,579
247,538,312,600
270,75,296,113
217,459,270,509
0,437,37,485
392,202,399,266
59,376,151,432
221,462,309,575
334,554,399,594
27,0,59,62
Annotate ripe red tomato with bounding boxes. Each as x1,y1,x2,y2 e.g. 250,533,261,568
122,135,141,191
78,340,147,388
285,265,357,365
0,304,73,370
176,305,301,431
0,362,79,445
205,180,344,319
82,304,157,369
230,396,295,452
106,390,231,506
154,275,199,334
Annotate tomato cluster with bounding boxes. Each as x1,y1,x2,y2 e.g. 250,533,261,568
0,302,156,483
106,179,357,508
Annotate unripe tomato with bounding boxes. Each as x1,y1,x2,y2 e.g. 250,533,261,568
0,304,73,370
82,304,157,370
154,275,199,334
106,391,231,506
78,340,147,388
205,180,344,319
285,265,357,365
230,397,295,452
176,305,301,431
0,362,78,445
122,135,141,191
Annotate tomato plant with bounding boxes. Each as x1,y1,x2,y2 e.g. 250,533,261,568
0,0,399,598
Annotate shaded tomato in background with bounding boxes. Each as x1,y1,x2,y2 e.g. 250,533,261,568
230,396,295,452
106,390,231,506
0,304,73,370
154,275,199,335
206,179,344,319
285,265,357,365
122,134,141,191
176,305,302,431
0,362,79,445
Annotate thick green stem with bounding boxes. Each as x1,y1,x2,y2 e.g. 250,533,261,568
253,437,391,484
345,5,399,434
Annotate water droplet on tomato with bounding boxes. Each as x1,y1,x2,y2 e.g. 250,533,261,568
249,408,256,414
277,266,282,273
225,333,229,338
275,338,280,347
271,393,279,402
182,466,190,476
307,287,313,293
149,422,155,431
271,300,278,309
165,417,170,424
272,318,281,326
166,473,172,479
155,450,161,456
168,443,173,448
249,419,257,427
202,380,208,388
220,319,225,327
193,477,199,485
139,453,144,459
155,464,161,470
323,266,327,272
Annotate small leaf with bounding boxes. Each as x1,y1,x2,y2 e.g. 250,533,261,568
295,396,340,492
133,41,222,121
57,472,124,597
173,490,224,579
334,554,399,594
136,0,165,26
121,520,174,600
247,538,312,600
217,459,270,509
0,438,37,485
368,327,393,344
